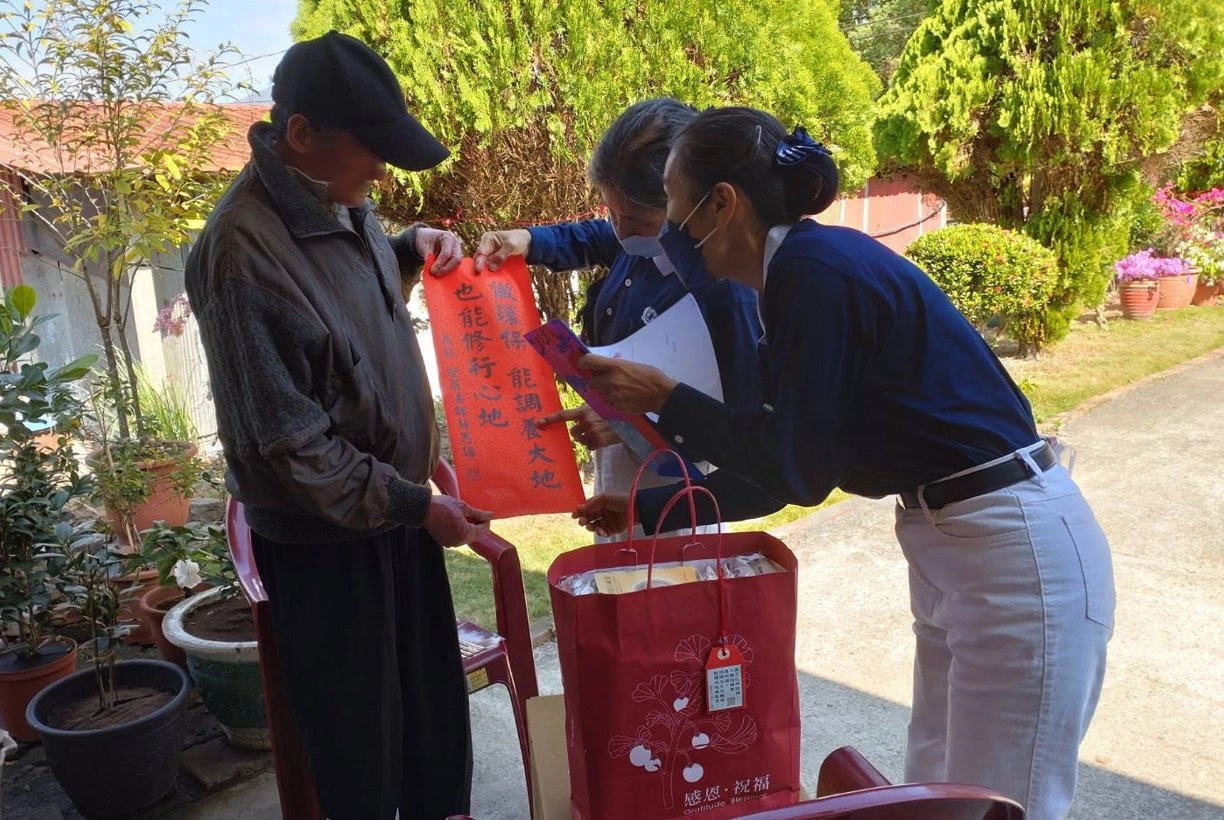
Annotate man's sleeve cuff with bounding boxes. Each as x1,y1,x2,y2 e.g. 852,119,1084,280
386,478,433,528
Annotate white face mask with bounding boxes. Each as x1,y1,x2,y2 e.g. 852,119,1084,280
618,233,665,258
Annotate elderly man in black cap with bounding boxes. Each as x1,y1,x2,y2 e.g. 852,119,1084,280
186,31,490,819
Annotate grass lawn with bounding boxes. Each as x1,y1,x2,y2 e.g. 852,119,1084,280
1005,304,1224,426
448,302,1224,627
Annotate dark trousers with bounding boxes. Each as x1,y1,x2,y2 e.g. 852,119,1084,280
252,526,473,820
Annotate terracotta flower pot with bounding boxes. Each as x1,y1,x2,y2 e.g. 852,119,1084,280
0,638,78,743
1156,272,1198,310
1191,281,1220,307
97,442,199,547
1119,281,1160,320
139,585,190,669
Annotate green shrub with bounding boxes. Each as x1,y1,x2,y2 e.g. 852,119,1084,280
906,224,1061,355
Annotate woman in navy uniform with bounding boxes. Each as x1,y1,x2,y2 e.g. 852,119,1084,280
575,106,1114,820
474,98,779,538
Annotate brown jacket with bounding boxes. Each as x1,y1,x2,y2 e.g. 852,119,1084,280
185,122,437,543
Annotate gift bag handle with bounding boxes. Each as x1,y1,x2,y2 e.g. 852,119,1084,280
624,448,697,544
649,485,730,645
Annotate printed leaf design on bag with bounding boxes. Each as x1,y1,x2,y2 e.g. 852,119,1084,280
632,674,671,703
611,634,760,810
609,734,640,759
710,714,758,754
670,669,701,698
675,635,713,664
646,710,670,729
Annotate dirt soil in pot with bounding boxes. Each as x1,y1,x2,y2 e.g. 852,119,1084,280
46,686,175,731
183,594,256,642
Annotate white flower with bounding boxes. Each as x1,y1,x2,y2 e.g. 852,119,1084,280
173,558,202,590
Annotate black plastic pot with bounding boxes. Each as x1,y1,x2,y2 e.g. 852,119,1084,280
25,659,189,818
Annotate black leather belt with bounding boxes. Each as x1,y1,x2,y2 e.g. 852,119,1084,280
900,444,1057,511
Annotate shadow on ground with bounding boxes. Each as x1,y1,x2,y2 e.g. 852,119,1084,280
466,645,1224,820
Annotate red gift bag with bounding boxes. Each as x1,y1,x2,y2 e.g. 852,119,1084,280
548,453,801,819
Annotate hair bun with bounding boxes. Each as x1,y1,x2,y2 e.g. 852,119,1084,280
804,152,839,215
775,126,839,216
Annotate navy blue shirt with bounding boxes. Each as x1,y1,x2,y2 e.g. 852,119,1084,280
527,219,765,415
641,220,1038,531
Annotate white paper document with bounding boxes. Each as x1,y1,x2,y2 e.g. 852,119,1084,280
589,293,724,402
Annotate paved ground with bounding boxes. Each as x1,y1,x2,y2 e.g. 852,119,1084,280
178,352,1224,819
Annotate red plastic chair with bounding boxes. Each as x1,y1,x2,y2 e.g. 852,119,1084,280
228,459,539,819
734,783,1023,819
431,459,539,812
733,746,1024,819
443,747,1023,820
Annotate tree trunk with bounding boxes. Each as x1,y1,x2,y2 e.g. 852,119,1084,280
84,260,129,441
114,271,146,440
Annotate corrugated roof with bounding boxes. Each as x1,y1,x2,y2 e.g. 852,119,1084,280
0,102,269,176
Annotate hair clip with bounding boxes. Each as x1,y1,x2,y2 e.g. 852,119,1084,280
775,126,831,166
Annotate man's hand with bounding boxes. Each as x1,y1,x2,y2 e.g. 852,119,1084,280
539,405,621,450
474,229,531,273
577,354,677,415
573,492,631,538
417,227,463,275
424,496,493,547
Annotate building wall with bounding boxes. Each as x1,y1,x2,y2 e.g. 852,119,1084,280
17,205,220,445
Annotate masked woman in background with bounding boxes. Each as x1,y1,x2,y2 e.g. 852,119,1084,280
473,98,780,539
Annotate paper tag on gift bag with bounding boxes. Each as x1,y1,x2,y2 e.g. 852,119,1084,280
706,644,746,712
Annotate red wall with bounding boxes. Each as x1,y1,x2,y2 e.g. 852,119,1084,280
814,175,946,255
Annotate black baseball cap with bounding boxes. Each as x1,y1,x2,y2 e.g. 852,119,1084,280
272,31,449,171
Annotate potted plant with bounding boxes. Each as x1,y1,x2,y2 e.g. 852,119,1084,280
86,370,203,549
0,285,95,741
1155,260,1199,310
161,536,269,750
1114,250,1188,319
129,521,229,668
1180,224,1224,306
1153,185,1223,307
26,526,190,818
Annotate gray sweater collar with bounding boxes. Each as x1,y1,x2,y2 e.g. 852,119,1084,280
247,121,371,239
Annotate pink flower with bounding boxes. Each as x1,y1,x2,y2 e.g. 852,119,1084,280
153,294,193,338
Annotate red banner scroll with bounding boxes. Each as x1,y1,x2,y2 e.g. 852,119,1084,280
423,255,585,517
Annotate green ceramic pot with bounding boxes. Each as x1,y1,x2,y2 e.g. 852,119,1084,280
162,587,270,750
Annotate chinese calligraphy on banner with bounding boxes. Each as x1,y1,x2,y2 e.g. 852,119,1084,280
423,255,584,517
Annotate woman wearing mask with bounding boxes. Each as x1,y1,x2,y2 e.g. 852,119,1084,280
474,98,779,538
575,106,1114,820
